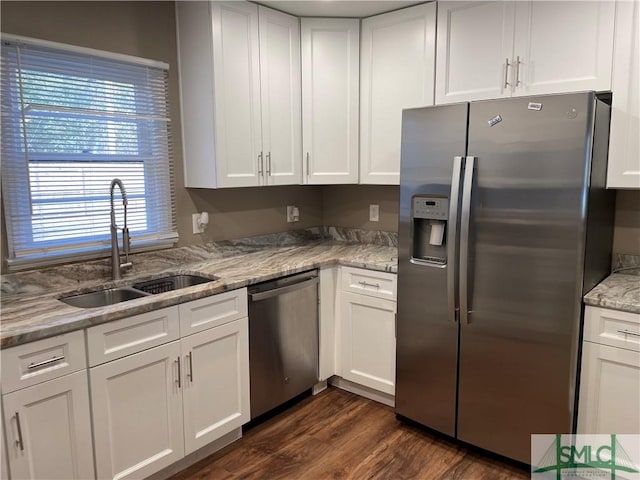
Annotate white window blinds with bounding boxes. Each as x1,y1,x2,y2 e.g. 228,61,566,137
1,35,177,270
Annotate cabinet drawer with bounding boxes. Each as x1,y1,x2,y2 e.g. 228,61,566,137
87,306,180,366
179,288,248,336
1,330,86,393
341,267,396,301
584,306,640,352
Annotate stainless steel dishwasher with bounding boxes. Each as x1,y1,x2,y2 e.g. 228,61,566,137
248,270,319,419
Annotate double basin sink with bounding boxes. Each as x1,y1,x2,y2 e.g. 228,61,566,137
59,274,218,309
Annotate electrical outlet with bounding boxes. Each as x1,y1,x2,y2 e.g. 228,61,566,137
369,204,379,222
287,205,300,223
192,213,205,234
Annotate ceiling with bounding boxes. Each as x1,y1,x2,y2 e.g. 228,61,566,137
256,1,424,18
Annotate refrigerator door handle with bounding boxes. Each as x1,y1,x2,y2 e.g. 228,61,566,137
459,156,475,325
447,156,464,324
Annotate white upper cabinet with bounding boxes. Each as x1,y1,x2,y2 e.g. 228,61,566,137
360,3,436,185
607,0,640,189
436,1,515,104
178,1,262,188
301,18,360,184
177,2,301,188
513,1,615,96
301,18,360,185
436,1,615,104
258,6,302,185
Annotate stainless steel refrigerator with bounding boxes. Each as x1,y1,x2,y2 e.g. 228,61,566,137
395,92,615,464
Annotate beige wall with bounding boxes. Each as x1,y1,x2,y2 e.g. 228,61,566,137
613,190,640,255
322,185,399,232
0,1,323,271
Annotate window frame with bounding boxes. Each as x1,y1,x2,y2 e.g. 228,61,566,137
1,34,177,271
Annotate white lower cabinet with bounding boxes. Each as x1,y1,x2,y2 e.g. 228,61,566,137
2,371,94,480
339,290,396,395
578,342,640,434
1,411,8,480
181,318,250,454
91,341,185,480
89,303,250,480
578,306,640,434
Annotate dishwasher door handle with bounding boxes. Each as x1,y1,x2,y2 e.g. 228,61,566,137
249,277,318,302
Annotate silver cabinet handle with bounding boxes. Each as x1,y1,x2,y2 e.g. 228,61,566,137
306,152,310,176
266,152,272,176
448,156,464,324
459,156,475,325
257,152,264,176
15,412,24,451
504,58,511,89
175,357,181,389
27,355,65,370
358,281,380,289
187,352,194,383
515,56,521,86
617,329,640,338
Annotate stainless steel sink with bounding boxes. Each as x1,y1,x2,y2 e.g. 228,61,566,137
132,274,217,294
60,287,150,308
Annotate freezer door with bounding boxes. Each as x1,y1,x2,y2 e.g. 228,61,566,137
457,92,596,463
395,103,468,436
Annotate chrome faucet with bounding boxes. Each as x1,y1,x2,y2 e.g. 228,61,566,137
110,179,133,280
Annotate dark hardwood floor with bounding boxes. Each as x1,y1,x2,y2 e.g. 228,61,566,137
170,387,529,480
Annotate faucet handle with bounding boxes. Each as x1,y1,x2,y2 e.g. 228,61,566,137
122,228,131,255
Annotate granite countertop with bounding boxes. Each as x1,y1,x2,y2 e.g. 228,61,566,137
0,229,398,348
584,273,640,314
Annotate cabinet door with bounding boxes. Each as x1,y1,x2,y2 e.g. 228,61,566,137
91,341,184,480
258,7,302,186
607,0,640,188
578,342,640,434
435,1,515,104
360,3,436,185
1,411,8,480
513,1,615,96
302,18,359,185
181,318,250,455
339,292,396,395
3,371,94,480
211,1,263,187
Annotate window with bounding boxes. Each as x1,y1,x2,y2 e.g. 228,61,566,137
1,35,177,270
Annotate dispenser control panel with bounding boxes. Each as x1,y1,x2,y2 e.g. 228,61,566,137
412,196,449,220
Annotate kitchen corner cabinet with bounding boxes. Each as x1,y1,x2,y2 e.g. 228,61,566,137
2,371,94,480
359,3,436,185
436,1,615,104
578,306,640,434
177,1,301,188
607,0,640,189
301,18,360,185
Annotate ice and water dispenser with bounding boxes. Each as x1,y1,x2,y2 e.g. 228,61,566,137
411,195,449,265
